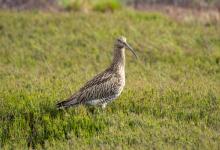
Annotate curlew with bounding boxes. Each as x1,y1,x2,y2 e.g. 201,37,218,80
57,36,137,109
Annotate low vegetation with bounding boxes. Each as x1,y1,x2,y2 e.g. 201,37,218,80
0,10,220,149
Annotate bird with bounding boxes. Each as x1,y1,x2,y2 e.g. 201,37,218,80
57,36,137,109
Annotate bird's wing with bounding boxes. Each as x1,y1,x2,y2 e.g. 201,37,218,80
57,68,121,108
61,68,113,103
75,68,121,103
79,67,113,92
77,74,120,103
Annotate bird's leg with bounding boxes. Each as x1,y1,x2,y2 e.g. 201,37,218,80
101,103,107,109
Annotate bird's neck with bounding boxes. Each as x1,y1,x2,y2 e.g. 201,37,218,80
111,47,125,71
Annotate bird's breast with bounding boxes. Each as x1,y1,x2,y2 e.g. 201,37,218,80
115,67,125,95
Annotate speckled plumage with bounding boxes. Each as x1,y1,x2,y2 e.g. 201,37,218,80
57,36,137,109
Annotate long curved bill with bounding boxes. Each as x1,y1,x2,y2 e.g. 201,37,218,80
124,42,138,59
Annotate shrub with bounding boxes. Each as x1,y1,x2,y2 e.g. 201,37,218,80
93,0,122,12
63,0,90,11
65,0,84,11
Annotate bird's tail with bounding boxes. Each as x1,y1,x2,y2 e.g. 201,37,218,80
56,98,79,109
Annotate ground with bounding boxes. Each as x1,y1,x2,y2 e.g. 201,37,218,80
0,10,220,149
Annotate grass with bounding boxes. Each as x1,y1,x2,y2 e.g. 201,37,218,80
59,0,122,12
93,0,122,12
0,10,220,149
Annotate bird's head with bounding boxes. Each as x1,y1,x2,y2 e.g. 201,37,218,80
115,36,137,58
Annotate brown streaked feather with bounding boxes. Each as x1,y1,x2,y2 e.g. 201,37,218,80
57,68,115,108
77,72,121,104
79,67,113,92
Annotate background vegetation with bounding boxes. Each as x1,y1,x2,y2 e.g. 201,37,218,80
0,1,220,149
1,0,220,11
128,0,220,8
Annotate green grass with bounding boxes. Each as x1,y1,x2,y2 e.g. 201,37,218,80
58,0,122,12
0,10,220,149
93,0,122,12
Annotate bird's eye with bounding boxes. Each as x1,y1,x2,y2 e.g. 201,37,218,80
117,39,122,43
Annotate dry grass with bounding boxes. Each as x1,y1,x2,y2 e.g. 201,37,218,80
134,4,220,25
0,0,61,11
